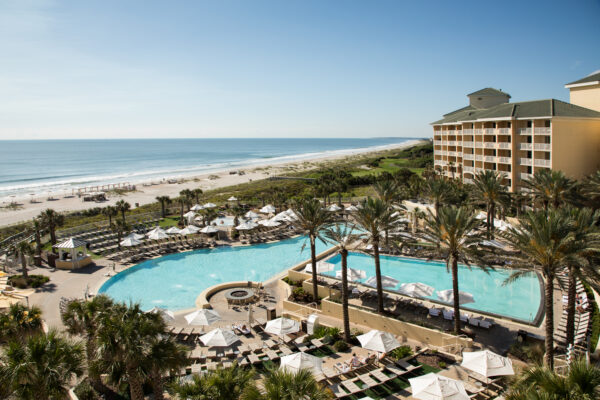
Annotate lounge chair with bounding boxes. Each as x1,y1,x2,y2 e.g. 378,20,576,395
396,359,421,373
443,309,454,320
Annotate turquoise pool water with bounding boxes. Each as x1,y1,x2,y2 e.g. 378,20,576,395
323,252,541,322
98,236,330,311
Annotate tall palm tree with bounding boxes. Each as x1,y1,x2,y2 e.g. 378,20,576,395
102,205,118,226
333,170,350,205
112,219,129,250
13,240,33,278
353,197,398,313
192,188,204,204
2,330,84,400
506,358,600,399
243,368,333,400
32,218,43,257
61,295,115,392
115,200,131,222
420,206,486,334
147,336,189,400
471,170,509,239
155,196,171,218
373,179,405,247
322,223,364,342
292,198,332,303
501,209,593,368
170,362,255,400
424,178,452,216
523,169,577,213
583,170,600,210
0,303,43,343
38,208,64,246
179,189,194,211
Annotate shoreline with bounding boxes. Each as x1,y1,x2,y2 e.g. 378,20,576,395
0,139,425,227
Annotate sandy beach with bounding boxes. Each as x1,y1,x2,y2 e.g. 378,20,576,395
0,140,424,227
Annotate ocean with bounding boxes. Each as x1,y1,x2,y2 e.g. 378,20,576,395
0,138,418,199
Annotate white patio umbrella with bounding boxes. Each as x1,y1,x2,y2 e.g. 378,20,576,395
180,225,201,235
200,225,219,234
364,275,399,289
185,309,222,326
236,221,258,230
120,237,142,247
147,226,163,235
146,307,175,322
190,204,204,211
199,328,239,347
124,232,145,240
346,205,359,212
304,261,335,274
166,226,182,235
461,350,514,378
194,216,204,222
336,268,366,281
227,196,238,201
245,211,259,219
264,317,301,336
357,330,400,353
327,204,342,212
258,218,281,227
260,204,276,213
285,209,298,220
437,290,475,305
409,373,470,400
399,282,435,298
183,210,197,218
280,352,323,376
203,202,217,208
147,229,169,240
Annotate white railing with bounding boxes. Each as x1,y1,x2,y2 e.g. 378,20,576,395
520,158,532,166
497,157,511,164
434,160,447,166
534,127,551,135
484,156,496,162
474,142,484,148
447,141,457,146
434,140,442,146
463,154,474,160
498,128,511,134
475,155,483,161
484,128,495,134
463,178,474,184
535,159,551,167
520,173,533,180
462,141,474,147
497,142,511,149
439,150,448,156
519,128,532,135
463,166,474,173
520,143,532,150
447,130,455,135
463,129,474,134
483,142,496,148
534,143,551,151
448,151,457,157
474,129,483,134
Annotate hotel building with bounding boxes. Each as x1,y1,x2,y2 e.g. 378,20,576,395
432,73,600,192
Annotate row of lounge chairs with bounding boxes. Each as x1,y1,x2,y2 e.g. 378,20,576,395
555,272,592,346
429,307,494,329
57,218,160,241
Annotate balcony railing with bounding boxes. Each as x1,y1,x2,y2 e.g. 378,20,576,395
534,127,551,135
447,141,457,146
474,129,483,134
497,142,511,149
535,159,551,167
534,143,551,151
520,158,532,166
520,173,533,180
484,156,496,162
462,141,474,147
463,154,474,160
497,156,511,164
520,143,532,150
519,128,532,135
463,129,474,135
474,142,484,148
498,128,511,134
447,130,455,135
475,155,483,161
463,166,474,173
448,151,457,157
434,160,447,166
483,142,496,149
484,128,495,134
439,150,448,156
463,178,474,184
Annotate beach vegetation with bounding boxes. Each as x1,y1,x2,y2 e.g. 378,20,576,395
8,273,49,289
115,199,131,222
38,208,64,246
0,304,43,343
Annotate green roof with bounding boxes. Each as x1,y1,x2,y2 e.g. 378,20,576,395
467,88,511,98
565,71,600,87
432,99,600,125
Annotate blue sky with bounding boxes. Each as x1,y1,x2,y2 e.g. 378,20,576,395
1,0,599,140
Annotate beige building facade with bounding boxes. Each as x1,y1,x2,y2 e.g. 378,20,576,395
432,79,600,192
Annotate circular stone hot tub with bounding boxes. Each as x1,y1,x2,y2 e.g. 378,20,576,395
224,288,256,305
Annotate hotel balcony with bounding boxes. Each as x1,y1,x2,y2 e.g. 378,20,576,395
474,129,483,134
463,154,474,160
462,141,474,147
447,141,457,146
534,127,551,135
498,128,511,134
520,158,532,166
434,140,442,146
535,159,551,167
534,143,551,151
475,155,483,161
439,150,448,156
448,151,458,157
484,128,495,134
463,166,474,173
519,143,532,150
520,173,533,180
434,160,447,166
484,155,496,162
447,130,455,135
497,157,512,164
463,178,474,184
519,128,532,135
463,129,474,134
497,142,511,149
483,142,496,149
474,142,484,148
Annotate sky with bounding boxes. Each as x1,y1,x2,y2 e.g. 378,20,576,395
1,0,599,140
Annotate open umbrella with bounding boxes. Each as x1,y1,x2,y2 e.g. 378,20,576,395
346,205,359,212
190,204,204,211
199,328,239,347
461,350,514,378
183,211,197,218
146,307,175,322
166,226,182,235
200,225,219,234
260,204,276,213
147,229,169,240
327,204,342,212
357,330,400,353
399,282,435,298
336,268,366,281
185,309,221,326
364,275,399,289
245,211,259,219
409,373,469,400
280,352,323,375
120,237,142,247
304,261,335,274
437,290,475,305
258,218,281,227
203,202,217,208
124,232,145,240
236,221,258,230
264,317,300,336
227,196,238,201
180,225,200,235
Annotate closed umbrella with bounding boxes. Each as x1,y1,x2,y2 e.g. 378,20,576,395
180,225,200,235
199,328,239,347
437,290,475,305
280,352,323,375
461,350,514,378
357,330,400,353
260,204,276,213
120,237,142,247
245,211,259,219
185,309,221,326
399,282,435,298
203,202,217,208
304,261,335,274
336,268,366,281
264,317,300,336
166,227,182,235
190,204,204,211
364,275,399,289
409,373,469,400
146,307,175,322
200,225,219,234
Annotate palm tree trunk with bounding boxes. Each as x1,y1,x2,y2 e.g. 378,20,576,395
341,249,351,342
451,256,460,334
544,273,555,369
50,225,56,245
34,230,42,257
374,238,384,313
20,254,28,278
310,235,319,303
121,210,126,222
489,203,495,240
108,214,112,226
160,202,166,218
127,367,145,400
151,371,165,400
565,267,577,346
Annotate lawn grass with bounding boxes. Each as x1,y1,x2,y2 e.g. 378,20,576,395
158,217,181,228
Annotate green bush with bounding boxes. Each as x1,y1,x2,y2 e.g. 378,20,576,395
8,274,49,289
438,361,447,369
74,379,100,400
333,340,350,352
390,345,413,360
313,326,340,340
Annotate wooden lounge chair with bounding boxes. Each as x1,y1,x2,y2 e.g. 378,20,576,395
340,380,363,396
397,359,421,373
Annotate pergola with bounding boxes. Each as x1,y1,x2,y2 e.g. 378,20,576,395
53,238,92,270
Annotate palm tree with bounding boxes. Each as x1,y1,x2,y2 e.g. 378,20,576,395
115,200,131,222
112,219,129,250
506,358,600,399
423,178,452,216
147,336,189,400
322,223,364,342
243,368,333,400
32,218,42,257
472,170,509,239
2,329,84,400
523,169,577,212
170,363,254,400
420,206,486,334
193,188,203,204
333,170,351,205
373,179,405,247
501,209,593,368
38,208,64,246
353,197,398,313
292,198,332,303
102,205,118,226
60,295,115,392
13,240,33,278
583,170,600,209
155,196,171,218
179,189,194,211
0,303,43,343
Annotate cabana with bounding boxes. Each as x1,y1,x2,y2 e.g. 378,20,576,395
53,238,92,270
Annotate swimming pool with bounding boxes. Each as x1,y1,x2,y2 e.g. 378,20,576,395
98,236,330,311
323,252,542,323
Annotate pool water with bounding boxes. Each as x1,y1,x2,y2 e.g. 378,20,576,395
323,252,541,322
98,236,330,310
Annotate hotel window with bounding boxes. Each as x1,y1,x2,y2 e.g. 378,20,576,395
544,137,551,144
507,136,511,142
492,122,497,128
527,136,532,144
507,122,511,128
527,121,532,128
545,120,551,128
527,151,532,158
507,165,512,172
527,166,532,173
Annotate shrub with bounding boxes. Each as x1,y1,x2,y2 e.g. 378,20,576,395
438,361,447,369
333,340,349,352
8,274,49,289
74,379,100,400
390,345,413,360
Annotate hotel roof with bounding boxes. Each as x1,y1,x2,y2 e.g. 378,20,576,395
467,88,511,98
432,99,600,125
565,71,600,88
